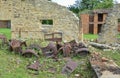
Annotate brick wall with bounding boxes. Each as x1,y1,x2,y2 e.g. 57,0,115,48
80,14,89,34
80,13,108,34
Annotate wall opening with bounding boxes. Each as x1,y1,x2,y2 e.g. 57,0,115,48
0,20,11,28
118,19,120,39
98,14,103,22
0,20,11,39
97,24,102,34
41,19,53,26
89,15,94,22
89,24,94,34
118,19,120,32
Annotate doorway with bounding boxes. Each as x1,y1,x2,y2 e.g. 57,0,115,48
0,20,11,39
98,24,102,34
89,24,94,34
0,20,11,28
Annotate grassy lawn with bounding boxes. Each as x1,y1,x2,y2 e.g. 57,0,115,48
83,34,98,40
84,34,120,40
117,34,120,38
0,49,94,78
0,28,11,39
101,50,120,66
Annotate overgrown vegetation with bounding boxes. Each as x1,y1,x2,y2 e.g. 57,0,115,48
91,48,120,66
0,48,95,78
0,28,120,78
117,33,120,38
0,28,95,78
68,0,115,14
0,28,11,39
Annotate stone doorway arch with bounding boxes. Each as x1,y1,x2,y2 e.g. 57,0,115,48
98,4,120,44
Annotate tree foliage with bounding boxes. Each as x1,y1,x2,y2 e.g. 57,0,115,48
68,0,114,14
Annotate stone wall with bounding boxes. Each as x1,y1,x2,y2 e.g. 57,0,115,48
0,0,81,42
98,4,120,44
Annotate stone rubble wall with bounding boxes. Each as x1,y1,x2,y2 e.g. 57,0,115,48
98,4,120,44
0,0,81,42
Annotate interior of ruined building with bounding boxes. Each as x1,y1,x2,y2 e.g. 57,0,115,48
81,12,108,34
118,19,120,32
0,20,11,28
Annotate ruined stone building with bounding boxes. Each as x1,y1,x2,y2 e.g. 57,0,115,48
80,9,120,34
98,4,120,44
0,0,81,41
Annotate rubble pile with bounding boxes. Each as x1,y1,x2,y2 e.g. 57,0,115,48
90,52,120,78
0,34,91,75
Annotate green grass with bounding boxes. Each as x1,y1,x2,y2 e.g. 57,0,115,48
84,33,120,40
0,49,95,78
101,50,120,66
83,34,98,40
0,28,95,78
0,28,11,39
117,34,120,38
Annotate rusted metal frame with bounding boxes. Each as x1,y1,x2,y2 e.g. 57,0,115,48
56,41,63,50
62,43,72,57
70,42,90,56
62,60,78,75
75,48,89,54
27,60,40,71
22,49,39,58
28,44,41,51
9,39,21,53
68,40,77,48
57,43,72,57
9,39,27,54
41,47,54,58
41,42,58,58
0,34,8,47
78,42,87,48
44,32,62,42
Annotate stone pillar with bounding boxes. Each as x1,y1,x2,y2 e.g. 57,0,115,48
103,14,107,22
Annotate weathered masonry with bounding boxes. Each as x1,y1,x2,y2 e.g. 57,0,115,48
98,4,120,44
0,0,81,42
80,9,120,34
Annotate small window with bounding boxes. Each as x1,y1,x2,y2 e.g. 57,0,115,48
21,0,25,1
89,15,94,22
97,24,102,34
2,0,7,1
98,14,103,22
41,20,53,25
118,19,120,23
118,19,120,32
89,24,94,34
